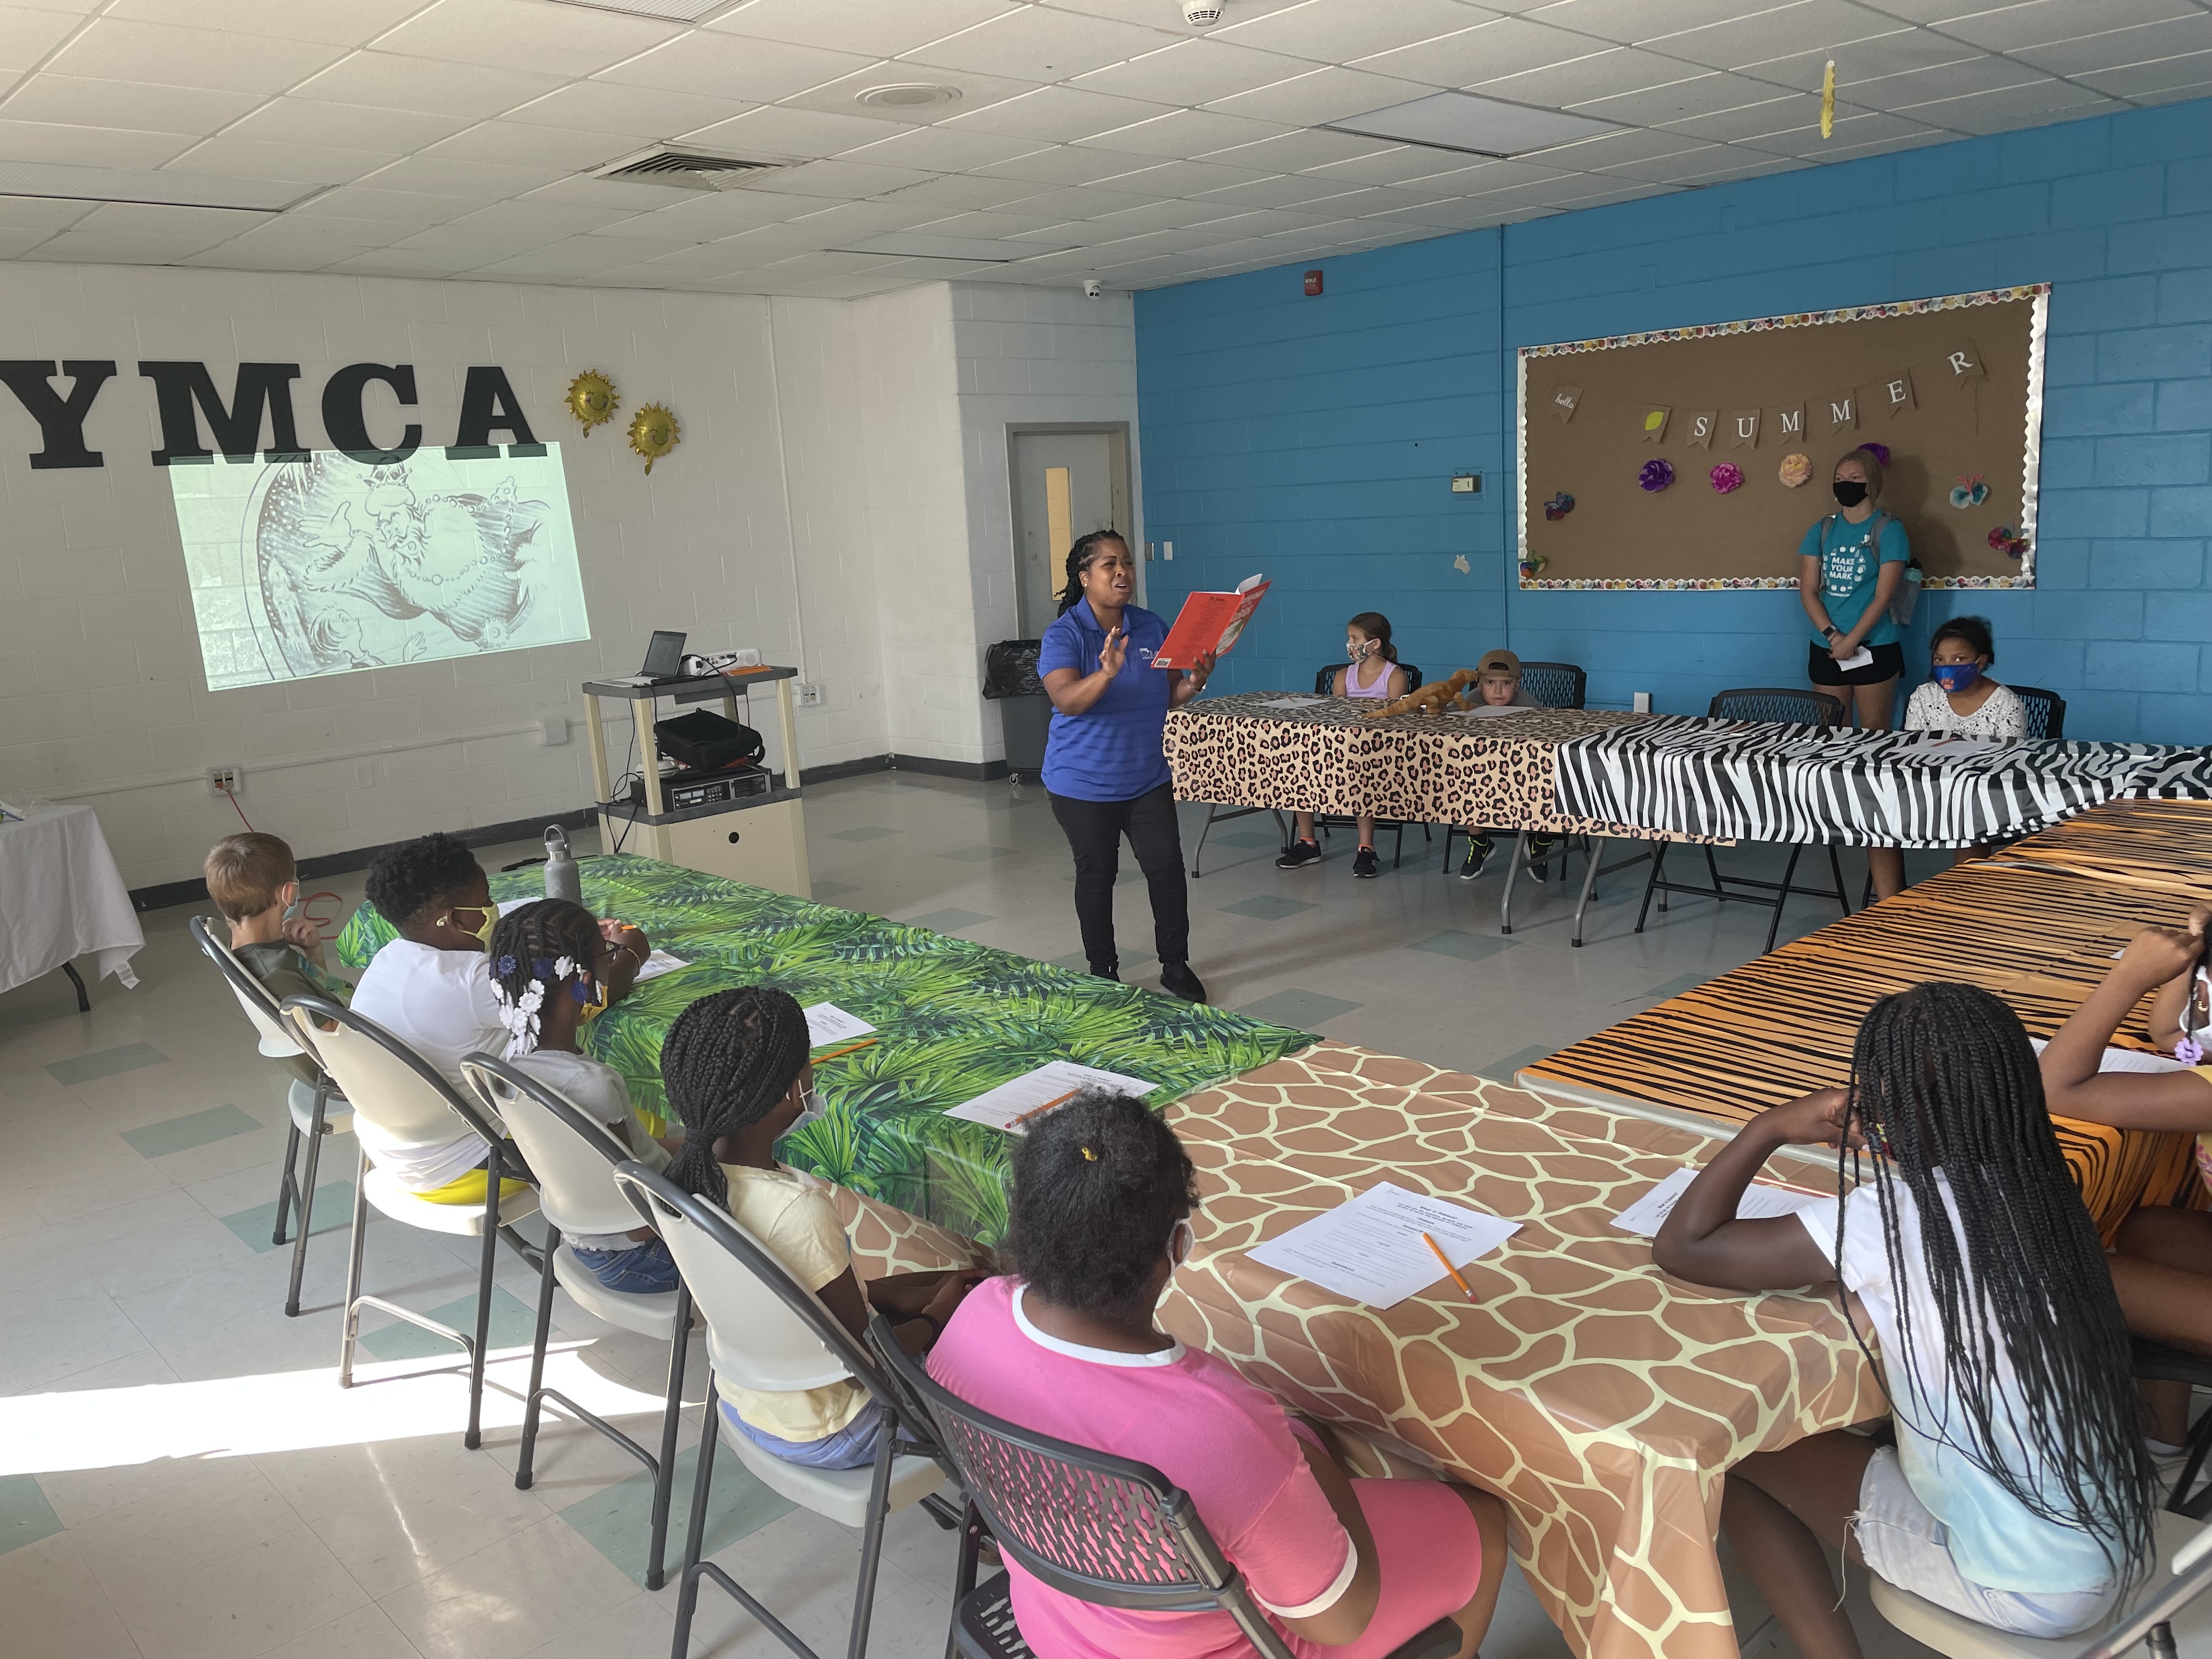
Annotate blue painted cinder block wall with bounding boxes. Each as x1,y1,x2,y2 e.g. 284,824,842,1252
1135,99,2212,744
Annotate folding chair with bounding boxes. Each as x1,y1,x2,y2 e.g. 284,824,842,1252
871,1327,1461,1659
612,1164,955,1659
279,995,540,1451
1441,661,1587,915
188,916,355,1318
1312,660,1427,870
461,1054,691,1590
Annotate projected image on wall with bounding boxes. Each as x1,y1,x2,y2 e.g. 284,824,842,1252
171,445,590,692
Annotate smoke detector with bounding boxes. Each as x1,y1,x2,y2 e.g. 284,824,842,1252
855,83,962,110
1183,0,1223,24
588,146,791,191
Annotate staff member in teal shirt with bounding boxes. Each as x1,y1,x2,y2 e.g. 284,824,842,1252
1038,531,1213,1003
1798,446,1911,731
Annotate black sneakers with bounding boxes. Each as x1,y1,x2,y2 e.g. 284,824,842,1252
1276,839,1322,870
1459,833,1493,881
1527,835,1560,879
1160,961,1207,1002
1352,846,1379,879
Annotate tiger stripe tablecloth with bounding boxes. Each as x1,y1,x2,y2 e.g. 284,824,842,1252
1521,851,2198,1238
1551,716,2212,848
1161,1042,1881,1659
2000,796,2212,894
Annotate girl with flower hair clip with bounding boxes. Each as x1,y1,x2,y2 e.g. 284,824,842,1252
488,899,682,1296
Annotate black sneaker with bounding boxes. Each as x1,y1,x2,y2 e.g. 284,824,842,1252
1090,963,1119,981
1458,833,1493,881
1527,835,1560,879
1275,839,1322,870
1352,846,1379,879
1159,961,1208,1003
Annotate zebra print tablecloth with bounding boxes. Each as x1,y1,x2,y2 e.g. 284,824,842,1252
1551,716,2212,848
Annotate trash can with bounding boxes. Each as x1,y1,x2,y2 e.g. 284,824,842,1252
983,640,1049,781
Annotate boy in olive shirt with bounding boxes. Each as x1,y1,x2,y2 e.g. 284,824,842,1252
205,832,351,1081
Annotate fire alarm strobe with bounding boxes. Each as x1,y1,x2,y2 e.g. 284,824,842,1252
1302,269,1323,296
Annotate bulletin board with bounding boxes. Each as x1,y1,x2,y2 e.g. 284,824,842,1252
1516,284,2047,590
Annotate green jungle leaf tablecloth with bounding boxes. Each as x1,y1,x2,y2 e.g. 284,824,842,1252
336,854,1314,1243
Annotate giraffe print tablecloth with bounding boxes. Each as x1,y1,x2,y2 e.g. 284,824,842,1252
1158,1041,1883,1659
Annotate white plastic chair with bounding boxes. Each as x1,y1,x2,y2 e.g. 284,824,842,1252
1870,1511,2212,1659
461,1053,690,1591
278,994,540,1451
188,916,356,1318
612,1163,955,1659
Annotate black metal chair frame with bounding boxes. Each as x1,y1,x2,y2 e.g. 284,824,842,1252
189,915,346,1318
463,1054,692,1591
1636,690,1854,956
871,1319,1460,1659
278,994,541,1451
613,1164,961,1659
1310,659,1429,870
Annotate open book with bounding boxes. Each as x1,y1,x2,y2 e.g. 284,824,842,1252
1154,574,1268,670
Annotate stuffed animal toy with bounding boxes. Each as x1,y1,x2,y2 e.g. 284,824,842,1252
1366,668,1477,718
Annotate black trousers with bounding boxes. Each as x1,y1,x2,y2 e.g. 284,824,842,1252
1048,784,1190,973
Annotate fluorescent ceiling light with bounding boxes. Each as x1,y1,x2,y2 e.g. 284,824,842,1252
0,160,318,212
1324,92,1618,158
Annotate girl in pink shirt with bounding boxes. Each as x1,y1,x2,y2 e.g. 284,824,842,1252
929,1092,1508,1659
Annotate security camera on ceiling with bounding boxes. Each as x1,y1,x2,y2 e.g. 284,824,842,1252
1182,0,1222,25
1082,279,1103,298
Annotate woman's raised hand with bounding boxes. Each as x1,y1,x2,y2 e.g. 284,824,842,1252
1098,624,1127,678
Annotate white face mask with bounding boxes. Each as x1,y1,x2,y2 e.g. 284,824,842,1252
789,1086,826,1134
1170,1218,1195,1268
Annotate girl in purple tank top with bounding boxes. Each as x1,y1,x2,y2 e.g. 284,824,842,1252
1278,613,1408,881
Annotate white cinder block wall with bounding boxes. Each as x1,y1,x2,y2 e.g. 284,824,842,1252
0,266,1140,890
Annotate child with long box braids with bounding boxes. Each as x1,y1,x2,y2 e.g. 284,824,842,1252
1656,981,2154,1656
487,900,679,1296
927,1090,1510,1659
658,986,983,1471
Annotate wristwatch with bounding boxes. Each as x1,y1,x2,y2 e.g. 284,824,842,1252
1821,626,1841,641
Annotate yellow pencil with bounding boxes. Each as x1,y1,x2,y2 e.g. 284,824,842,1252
1008,1088,1079,1131
1422,1232,1477,1303
811,1037,878,1064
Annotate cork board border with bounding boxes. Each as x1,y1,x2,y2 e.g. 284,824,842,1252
1515,284,2047,591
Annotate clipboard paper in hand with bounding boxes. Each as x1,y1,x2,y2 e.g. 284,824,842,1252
1155,574,1268,670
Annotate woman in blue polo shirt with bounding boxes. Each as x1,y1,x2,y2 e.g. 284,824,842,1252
1037,531,1214,1003
1797,446,1912,731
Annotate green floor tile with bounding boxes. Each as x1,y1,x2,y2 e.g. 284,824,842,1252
561,1436,793,1589
939,844,1017,862
218,1181,357,1253
1625,970,1711,1004
1409,930,1513,964
1481,1043,1558,1084
121,1103,263,1159
45,1042,166,1086
904,908,992,933
1217,895,1317,922
1237,988,1359,1028
1049,952,1094,970
810,880,858,899
359,1286,539,1363
830,826,896,842
0,1474,62,1558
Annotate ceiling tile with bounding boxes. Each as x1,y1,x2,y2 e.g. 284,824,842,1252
100,0,432,49
834,125,1052,171
224,99,475,152
1929,0,2198,54
1352,15,1615,87
1201,64,1439,123
287,185,478,224
168,135,394,186
1214,0,1503,64
1039,0,1312,26
732,157,940,198
1846,53,2048,111
1737,105,1950,156
0,75,264,134
2073,52,2212,100
0,6,80,74
358,153,573,199
776,61,1041,126
369,0,685,77
942,83,1177,142
1893,80,2121,134
0,116,192,167
291,52,568,119
1036,194,1223,228
854,170,1043,211
1734,30,1984,93
968,142,1154,183
905,7,1173,82
1188,171,1368,209
1570,69,1786,126
1537,125,1718,167
1072,38,1312,104
500,80,756,138
1299,142,1487,185
1522,0,1793,45
1641,2,1922,73
1074,106,1291,157
985,182,1156,218
708,0,1018,59
424,121,644,172
42,17,349,94
2013,12,2212,76
1473,48,1716,106
0,193,92,229
593,32,877,101
1089,156,1276,196
1196,125,1401,171
679,104,911,160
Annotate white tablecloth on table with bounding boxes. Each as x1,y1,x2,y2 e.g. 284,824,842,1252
0,804,144,995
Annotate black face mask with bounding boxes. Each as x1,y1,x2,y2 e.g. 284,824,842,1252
1832,479,1869,508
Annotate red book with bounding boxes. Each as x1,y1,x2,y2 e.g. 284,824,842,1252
1153,574,1268,670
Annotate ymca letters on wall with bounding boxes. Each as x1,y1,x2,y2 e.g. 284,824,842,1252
1517,284,2046,590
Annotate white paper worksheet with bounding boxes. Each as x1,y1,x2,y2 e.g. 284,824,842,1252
1610,1167,1828,1239
1255,696,1325,710
943,1060,1157,1133
1247,1181,1520,1308
1833,646,1875,672
1456,704,1527,719
2027,1036,2191,1075
804,1002,877,1047
633,950,690,983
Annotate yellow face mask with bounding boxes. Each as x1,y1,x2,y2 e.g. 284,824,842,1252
439,905,497,947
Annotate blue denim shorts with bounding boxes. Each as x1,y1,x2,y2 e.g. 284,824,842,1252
721,1401,899,1472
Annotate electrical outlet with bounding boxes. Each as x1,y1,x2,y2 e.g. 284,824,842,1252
795,682,823,708
206,765,241,797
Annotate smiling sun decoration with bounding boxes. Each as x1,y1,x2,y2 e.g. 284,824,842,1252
564,369,618,437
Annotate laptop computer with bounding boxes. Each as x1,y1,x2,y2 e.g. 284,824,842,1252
607,630,689,687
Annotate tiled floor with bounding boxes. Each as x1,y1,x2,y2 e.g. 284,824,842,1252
0,772,1953,1659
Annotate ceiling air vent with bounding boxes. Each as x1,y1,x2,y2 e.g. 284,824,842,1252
589,148,789,191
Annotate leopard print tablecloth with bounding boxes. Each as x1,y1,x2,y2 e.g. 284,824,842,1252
1159,1041,1882,1659
1164,695,1683,840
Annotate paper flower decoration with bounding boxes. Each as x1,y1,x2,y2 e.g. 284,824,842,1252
564,369,618,436
1520,553,1548,580
1709,462,1744,494
1949,475,1990,509
1543,491,1575,521
1779,453,1812,488
628,403,680,474
1988,526,2029,559
1861,442,1891,467
1638,459,1674,493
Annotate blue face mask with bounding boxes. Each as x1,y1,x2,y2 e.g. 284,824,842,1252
1933,662,1981,694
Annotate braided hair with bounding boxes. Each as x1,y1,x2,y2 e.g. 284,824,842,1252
1839,982,2153,1581
659,986,811,1206
1054,529,1129,617
487,899,604,1058
1007,1090,1197,1317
